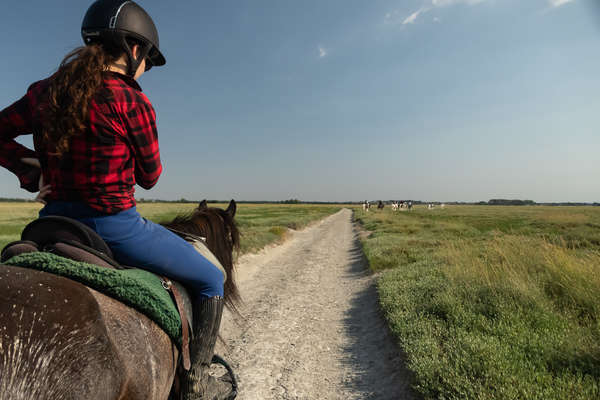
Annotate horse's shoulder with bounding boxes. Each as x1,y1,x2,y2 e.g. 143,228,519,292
87,288,177,398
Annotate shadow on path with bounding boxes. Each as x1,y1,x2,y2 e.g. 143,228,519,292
339,232,421,400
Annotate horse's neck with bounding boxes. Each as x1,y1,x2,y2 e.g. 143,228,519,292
190,239,228,282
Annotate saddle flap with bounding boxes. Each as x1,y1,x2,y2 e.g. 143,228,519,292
0,240,39,263
48,242,122,270
172,281,194,330
21,216,113,258
162,278,194,370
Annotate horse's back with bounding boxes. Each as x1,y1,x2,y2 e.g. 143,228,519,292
0,265,176,400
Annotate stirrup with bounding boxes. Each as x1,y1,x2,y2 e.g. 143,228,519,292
211,354,238,400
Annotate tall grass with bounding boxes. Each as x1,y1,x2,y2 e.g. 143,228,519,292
443,235,600,321
358,205,600,399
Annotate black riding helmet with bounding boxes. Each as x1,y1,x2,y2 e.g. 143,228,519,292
81,0,166,77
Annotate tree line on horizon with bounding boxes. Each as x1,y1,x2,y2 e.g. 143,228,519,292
0,197,598,206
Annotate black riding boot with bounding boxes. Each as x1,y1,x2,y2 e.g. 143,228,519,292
181,296,235,400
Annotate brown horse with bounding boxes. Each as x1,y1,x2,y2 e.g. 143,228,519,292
0,200,240,400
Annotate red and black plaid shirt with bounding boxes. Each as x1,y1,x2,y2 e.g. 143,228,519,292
0,72,162,214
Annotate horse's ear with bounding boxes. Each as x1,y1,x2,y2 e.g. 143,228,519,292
199,200,208,210
226,199,236,218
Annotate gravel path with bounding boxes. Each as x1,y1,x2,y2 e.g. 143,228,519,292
216,209,417,400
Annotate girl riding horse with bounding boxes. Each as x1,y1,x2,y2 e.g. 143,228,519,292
0,1,231,398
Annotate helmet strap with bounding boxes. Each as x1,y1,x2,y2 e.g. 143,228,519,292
120,37,152,77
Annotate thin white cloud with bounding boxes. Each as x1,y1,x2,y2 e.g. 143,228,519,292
403,8,429,25
392,0,489,26
318,46,328,58
548,0,575,7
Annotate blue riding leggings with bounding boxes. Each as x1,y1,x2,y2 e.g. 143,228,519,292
39,202,224,300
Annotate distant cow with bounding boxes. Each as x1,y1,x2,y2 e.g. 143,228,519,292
377,201,384,210
362,201,371,212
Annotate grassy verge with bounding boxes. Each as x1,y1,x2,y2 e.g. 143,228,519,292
0,202,342,255
356,205,600,400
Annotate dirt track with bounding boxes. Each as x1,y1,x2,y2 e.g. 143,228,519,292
216,209,417,400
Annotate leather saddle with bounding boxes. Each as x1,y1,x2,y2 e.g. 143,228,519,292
0,216,194,370
1,216,120,268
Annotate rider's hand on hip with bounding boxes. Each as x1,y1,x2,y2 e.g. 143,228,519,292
20,157,51,204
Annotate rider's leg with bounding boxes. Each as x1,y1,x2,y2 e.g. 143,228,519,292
90,207,225,299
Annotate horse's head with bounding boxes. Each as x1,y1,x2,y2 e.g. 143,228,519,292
163,200,241,310
193,199,240,268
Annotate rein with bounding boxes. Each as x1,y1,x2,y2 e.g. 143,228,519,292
165,227,207,243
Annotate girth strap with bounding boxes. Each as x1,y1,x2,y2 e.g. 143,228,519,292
161,277,191,370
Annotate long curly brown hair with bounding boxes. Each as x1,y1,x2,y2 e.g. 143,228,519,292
44,44,124,155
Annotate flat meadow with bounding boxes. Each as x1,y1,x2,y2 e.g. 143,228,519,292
3,201,599,399
355,205,600,400
0,202,343,255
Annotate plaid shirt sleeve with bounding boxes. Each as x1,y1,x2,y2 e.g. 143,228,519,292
125,96,162,189
0,93,41,192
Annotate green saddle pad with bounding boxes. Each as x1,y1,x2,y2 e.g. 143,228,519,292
5,252,181,345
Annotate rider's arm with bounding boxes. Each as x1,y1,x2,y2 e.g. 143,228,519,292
125,97,162,190
0,93,40,192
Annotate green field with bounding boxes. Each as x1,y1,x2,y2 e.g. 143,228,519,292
355,205,600,400
0,202,342,255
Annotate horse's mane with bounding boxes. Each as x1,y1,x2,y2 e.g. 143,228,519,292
162,205,241,311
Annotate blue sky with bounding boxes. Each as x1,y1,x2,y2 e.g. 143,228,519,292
1,0,598,202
